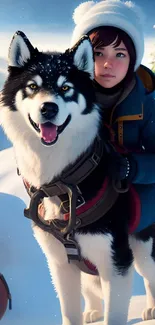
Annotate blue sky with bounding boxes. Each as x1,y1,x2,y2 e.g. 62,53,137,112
0,0,155,35
0,0,155,68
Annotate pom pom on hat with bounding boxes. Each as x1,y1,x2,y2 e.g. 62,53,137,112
73,1,95,24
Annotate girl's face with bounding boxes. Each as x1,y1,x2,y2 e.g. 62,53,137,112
94,40,130,88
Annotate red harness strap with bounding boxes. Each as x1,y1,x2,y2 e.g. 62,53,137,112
63,179,141,234
63,177,109,221
83,259,98,275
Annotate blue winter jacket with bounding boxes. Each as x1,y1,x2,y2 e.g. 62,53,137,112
107,65,155,232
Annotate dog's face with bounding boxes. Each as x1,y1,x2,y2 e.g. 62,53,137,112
1,31,97,146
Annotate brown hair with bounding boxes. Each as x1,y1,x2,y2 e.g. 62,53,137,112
89,26,136,86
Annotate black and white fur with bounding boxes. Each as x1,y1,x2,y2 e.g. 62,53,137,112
1,31,155,325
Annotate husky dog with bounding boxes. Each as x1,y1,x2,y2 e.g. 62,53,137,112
1,31,155,325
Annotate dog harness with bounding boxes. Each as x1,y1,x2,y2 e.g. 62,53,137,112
20,136,121,272
18,131,142,275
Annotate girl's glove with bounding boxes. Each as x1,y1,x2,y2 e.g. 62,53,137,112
107,151,137,182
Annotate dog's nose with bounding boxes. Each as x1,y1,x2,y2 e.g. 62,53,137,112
40,102,58,119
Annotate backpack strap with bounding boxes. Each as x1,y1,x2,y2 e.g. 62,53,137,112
137,64,155,92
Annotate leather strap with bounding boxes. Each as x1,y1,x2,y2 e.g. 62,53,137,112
72,179,119,228
60,136,103,185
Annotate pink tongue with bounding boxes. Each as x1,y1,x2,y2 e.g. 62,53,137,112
40,123,57,143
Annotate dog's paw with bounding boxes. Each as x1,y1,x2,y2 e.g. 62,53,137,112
83,309,103,323
142,307,155,320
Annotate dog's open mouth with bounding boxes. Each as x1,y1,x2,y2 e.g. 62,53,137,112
28,114,71,146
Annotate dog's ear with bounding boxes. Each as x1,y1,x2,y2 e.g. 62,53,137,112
71,35,94,80
8,31,35,68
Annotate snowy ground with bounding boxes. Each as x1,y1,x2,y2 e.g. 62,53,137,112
0,142,153,325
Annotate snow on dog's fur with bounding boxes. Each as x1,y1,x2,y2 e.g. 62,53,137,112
1,31,155,325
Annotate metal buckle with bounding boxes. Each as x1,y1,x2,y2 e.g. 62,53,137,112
75,185,85,208
64,233,81,262
76,195,85,208
92,152,100,165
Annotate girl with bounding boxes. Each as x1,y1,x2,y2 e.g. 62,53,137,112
71,0,155,232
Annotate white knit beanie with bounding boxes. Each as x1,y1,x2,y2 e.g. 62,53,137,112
71,0,145,71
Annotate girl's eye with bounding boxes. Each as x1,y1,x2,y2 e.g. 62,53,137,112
94,52,103,57
29,84,38,90
116,52,126,58
61,85,70,92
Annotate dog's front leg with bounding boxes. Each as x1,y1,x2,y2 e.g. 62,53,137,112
33,225,82,325
100,266,133,325
49,261,82,325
